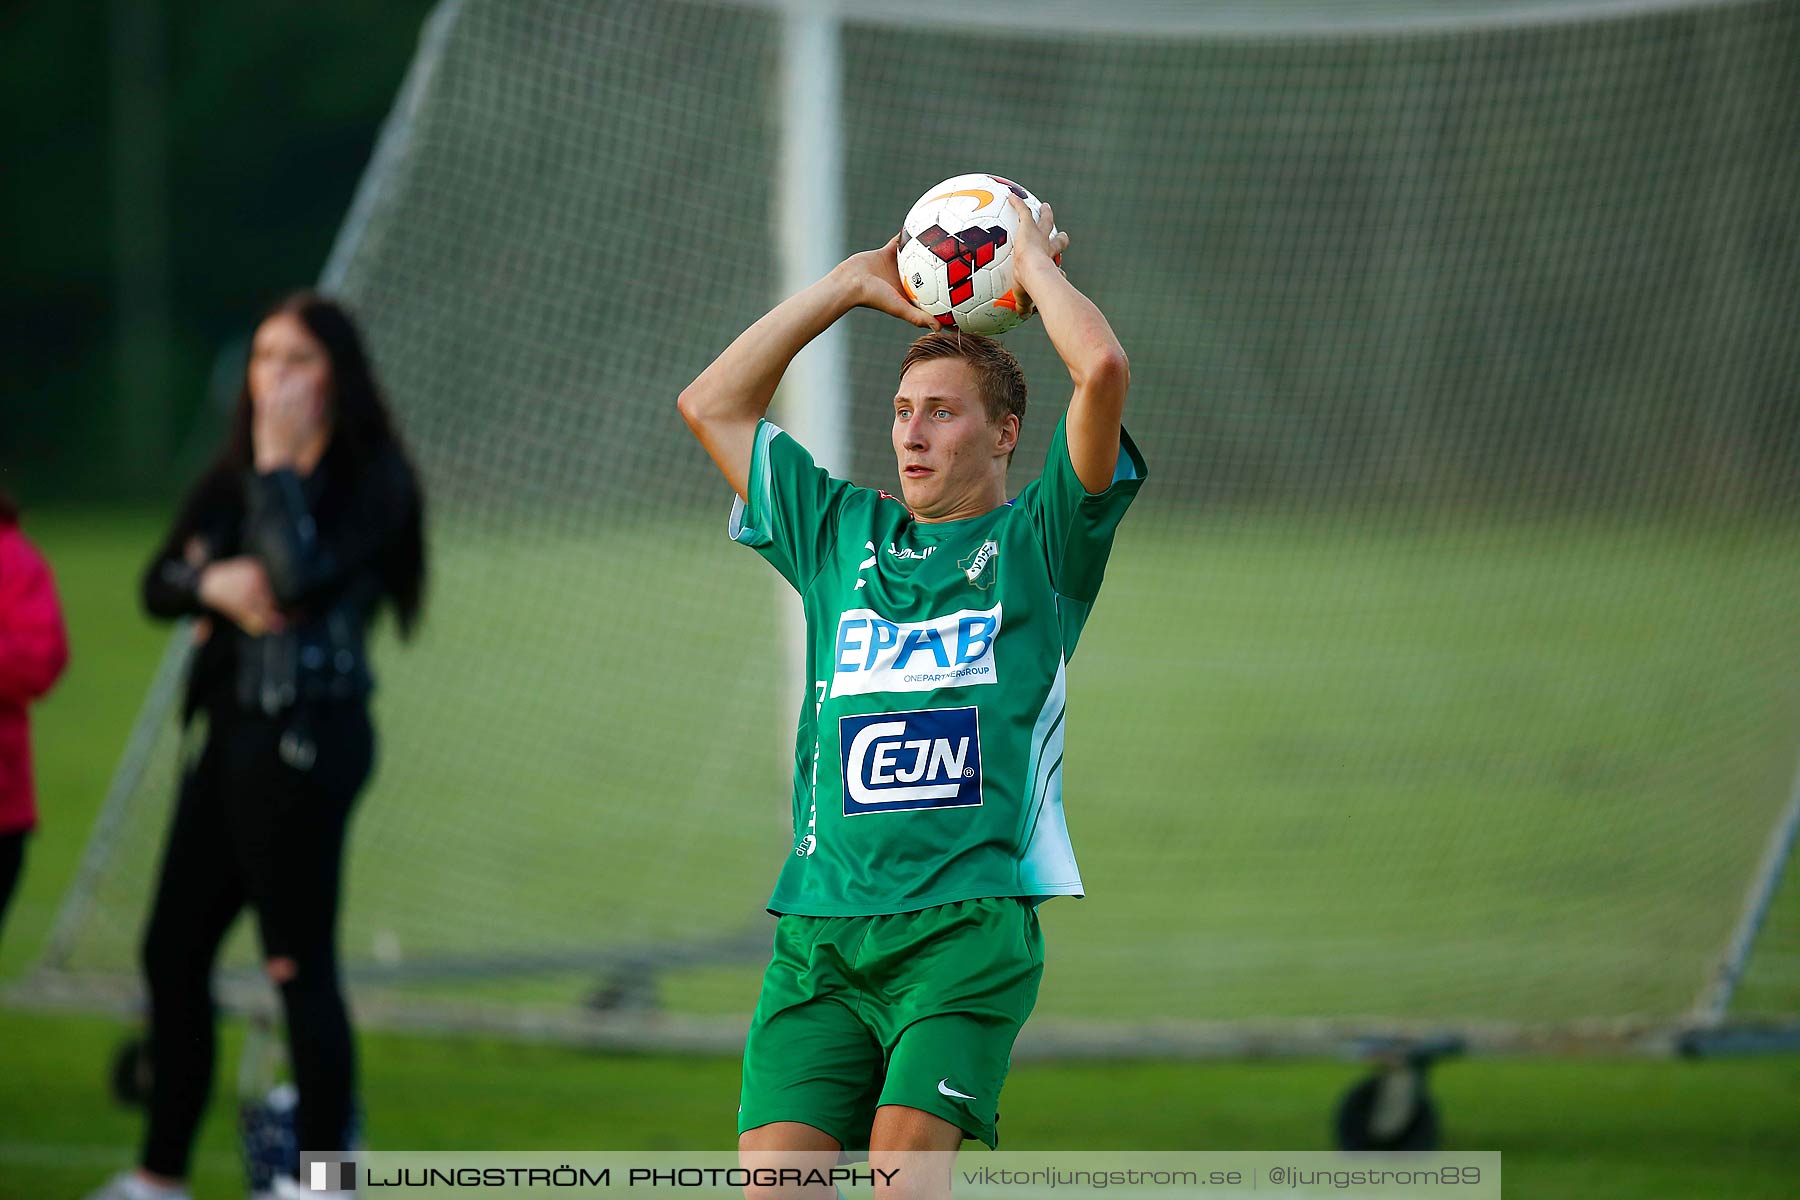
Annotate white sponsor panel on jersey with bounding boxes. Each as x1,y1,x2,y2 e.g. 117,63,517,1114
830,604,1001,697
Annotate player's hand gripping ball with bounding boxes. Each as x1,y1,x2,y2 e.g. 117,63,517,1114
897,173,1058,336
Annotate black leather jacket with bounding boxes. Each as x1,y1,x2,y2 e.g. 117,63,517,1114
142,444,419,720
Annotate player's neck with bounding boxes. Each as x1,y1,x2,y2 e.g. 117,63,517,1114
913,480,1008,525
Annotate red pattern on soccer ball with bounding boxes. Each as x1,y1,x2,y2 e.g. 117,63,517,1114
916,223,1008,309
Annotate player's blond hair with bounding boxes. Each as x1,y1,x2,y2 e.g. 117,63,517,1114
900,332,1028,431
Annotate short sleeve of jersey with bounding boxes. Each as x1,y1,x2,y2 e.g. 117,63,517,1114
1016,413,1148,604
727,419,859,592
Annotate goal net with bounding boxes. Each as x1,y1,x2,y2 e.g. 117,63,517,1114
26,0,1800,1055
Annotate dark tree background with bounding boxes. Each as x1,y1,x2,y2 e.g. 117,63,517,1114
1,0,435,503
4,1,1794,511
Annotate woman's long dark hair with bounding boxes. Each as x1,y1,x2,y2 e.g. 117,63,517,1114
213,291,427,636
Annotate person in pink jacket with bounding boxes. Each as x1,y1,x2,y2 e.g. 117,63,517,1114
0,488,71,943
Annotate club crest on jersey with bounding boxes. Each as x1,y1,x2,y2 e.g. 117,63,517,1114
840,707,982,815
959,539,999,590
831,604,1000,697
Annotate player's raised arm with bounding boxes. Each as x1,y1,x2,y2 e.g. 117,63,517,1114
1006,195,1131,494
678,235,939,501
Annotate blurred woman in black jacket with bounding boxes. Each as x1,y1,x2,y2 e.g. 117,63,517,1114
93,292,424,1200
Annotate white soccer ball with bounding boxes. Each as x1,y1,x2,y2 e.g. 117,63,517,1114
897,173,1055,336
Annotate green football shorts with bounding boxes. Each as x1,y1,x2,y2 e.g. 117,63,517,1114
737,897,1045,1150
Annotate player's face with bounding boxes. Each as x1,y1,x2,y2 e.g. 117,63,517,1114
893,358,1012,515
248,312,333,417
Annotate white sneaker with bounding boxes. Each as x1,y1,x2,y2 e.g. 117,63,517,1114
85,1171,193,1200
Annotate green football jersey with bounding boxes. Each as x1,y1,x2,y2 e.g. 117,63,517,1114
728,411,1147,916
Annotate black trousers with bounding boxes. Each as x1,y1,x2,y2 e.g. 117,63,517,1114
0,829,24,944
139,703,374,1179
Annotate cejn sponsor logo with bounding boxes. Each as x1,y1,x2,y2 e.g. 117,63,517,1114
840,707,982,815
831,604,1000,697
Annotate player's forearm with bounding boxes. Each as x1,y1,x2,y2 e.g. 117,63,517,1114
679,272,861,500
678,272,859,429
1017,251,1130,492
1015,256,1129,393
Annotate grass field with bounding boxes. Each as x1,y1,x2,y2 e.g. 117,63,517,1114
29,506,1800,1025
2,508,1798,1199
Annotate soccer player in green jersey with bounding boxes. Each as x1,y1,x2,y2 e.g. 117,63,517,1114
679,196,1146,1186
